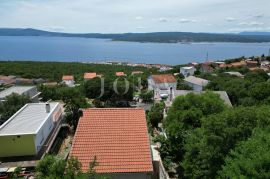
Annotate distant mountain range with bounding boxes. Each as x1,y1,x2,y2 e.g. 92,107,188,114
239,31,270,36
0,28,270,43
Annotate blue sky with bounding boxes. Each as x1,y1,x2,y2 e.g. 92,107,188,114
0,0,269,33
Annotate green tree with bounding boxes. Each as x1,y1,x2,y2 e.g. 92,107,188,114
249,82,270,102
84,77,104,99
182,105,270,178
219,128,270,178
245,70,269,83
0,93,31,124
36,155,66,179
156,92,227,173
147,102,165,128
140,90,154,103
65,156,82,179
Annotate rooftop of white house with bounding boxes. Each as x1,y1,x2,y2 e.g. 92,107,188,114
0,102,59,135
0,86,36,99
184,76,209,86
181,66,194,69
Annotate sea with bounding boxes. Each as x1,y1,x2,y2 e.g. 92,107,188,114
0,36,269,65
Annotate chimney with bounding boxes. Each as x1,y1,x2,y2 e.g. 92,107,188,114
78,108,83,117
45,103,50,113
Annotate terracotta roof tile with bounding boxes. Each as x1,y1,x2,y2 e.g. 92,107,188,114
84,73,97,79
62,75,74,81
115,72,125,76
70,108,153,174
151,74,177,83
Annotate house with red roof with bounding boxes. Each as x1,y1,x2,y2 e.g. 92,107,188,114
115,72,126,77
70,108,153,179
148,74,177,91
84,72,97,81
148,74,177,100
62,75,75,87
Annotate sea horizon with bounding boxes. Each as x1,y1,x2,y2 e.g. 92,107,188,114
0,36,269,65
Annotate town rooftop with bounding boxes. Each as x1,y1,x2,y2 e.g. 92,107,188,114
184,76,209,86
0,103,59,135
0,86,36,99
151,74,177,83
70,108,153,173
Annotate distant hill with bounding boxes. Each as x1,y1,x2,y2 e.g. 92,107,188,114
1,28,270,43
239,31,270,36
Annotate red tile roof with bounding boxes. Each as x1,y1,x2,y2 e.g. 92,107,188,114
62,75,74,81
115,72,125,76
151,74,177,83
84,72,97,79
70,108,153,174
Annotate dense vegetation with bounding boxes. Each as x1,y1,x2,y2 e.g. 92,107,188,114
202,70,270,106
0,61,153,81
155,91,270,178
36,155,109,179
0,93,30,124
219,128,270,178
1,28,270,43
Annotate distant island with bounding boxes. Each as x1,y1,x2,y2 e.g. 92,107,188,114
1,28,270,43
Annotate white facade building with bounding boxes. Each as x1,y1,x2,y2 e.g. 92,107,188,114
0,102,62,157
148,74,177,100
184,76,209,91
0,86,41,102
62,75,75,87
148,74,177,91
180,66,196,77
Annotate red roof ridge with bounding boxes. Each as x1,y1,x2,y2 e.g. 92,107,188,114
151,74,177,83
62,75,74,81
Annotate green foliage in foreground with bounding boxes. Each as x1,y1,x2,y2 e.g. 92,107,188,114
156,92,270,178
157,92,227,172
0,93,30,124
147,102,165,128
182,105,270,178
140,90,154,103
219,128,270,178
36,155,110,179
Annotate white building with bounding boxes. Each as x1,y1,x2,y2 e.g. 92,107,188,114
184,76,209,91
148,74,177,91
148,74,177,99
0,86,41,102
0,102,62,157
62,75,75,87
224,72,244,78
180,66,196,77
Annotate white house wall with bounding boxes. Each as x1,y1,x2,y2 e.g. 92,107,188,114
186,82,203,91
180,67,195,77
34,106,61,154
156,83,177,90
148,77,177,91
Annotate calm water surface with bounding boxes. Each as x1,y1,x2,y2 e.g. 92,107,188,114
0,36,269,65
